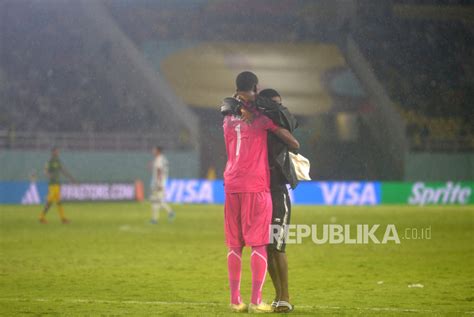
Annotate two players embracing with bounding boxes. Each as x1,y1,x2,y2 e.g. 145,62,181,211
221,71,300,313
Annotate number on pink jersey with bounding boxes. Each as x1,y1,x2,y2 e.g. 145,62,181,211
235,124,241,156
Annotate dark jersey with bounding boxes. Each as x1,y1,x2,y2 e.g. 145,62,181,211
268,133,288,191
259,96,299,190
46,157,62,185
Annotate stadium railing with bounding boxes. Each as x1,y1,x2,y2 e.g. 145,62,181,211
408,137,474,153
0,130,182,151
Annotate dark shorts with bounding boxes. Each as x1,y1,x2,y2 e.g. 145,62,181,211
269,185,291,252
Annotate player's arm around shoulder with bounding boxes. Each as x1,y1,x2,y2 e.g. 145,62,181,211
261,115,300,151
273,127,300,151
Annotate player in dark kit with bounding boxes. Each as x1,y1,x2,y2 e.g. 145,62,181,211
259,88,298,313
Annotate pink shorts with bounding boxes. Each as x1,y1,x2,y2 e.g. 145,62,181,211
224,192,272,247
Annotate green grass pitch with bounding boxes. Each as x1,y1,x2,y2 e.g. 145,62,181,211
0,203,473,316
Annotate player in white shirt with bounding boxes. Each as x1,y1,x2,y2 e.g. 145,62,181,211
149,146,175,224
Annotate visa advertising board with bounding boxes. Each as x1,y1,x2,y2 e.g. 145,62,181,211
0,180,472,205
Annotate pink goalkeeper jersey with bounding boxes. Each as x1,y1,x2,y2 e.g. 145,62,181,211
223,112,278,193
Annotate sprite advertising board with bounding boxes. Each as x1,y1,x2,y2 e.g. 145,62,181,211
382,182,473,206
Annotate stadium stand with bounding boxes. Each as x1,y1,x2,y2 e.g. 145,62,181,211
352,9,474,151
1,2,125,133
1,0,471,178
0,1,197,151
107,0,473,153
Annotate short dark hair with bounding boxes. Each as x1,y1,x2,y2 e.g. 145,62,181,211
236,71,258,91
259,88,280,99
155,146,163,152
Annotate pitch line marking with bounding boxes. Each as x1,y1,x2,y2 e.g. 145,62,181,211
0,298,472,314
0,298,217,307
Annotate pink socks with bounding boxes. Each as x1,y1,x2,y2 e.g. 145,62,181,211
227,247,243,305
250,245,267,305
227,245,268,305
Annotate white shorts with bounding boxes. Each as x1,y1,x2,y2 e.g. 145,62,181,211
150,189,166,203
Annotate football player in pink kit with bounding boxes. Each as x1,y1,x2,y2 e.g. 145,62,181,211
222,71,299,313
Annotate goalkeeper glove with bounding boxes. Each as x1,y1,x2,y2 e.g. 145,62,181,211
220,97,243,116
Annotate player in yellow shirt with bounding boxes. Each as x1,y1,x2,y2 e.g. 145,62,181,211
39,148,76,224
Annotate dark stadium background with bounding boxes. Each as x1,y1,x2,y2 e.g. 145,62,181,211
1,0,472,183
0,1,473,315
